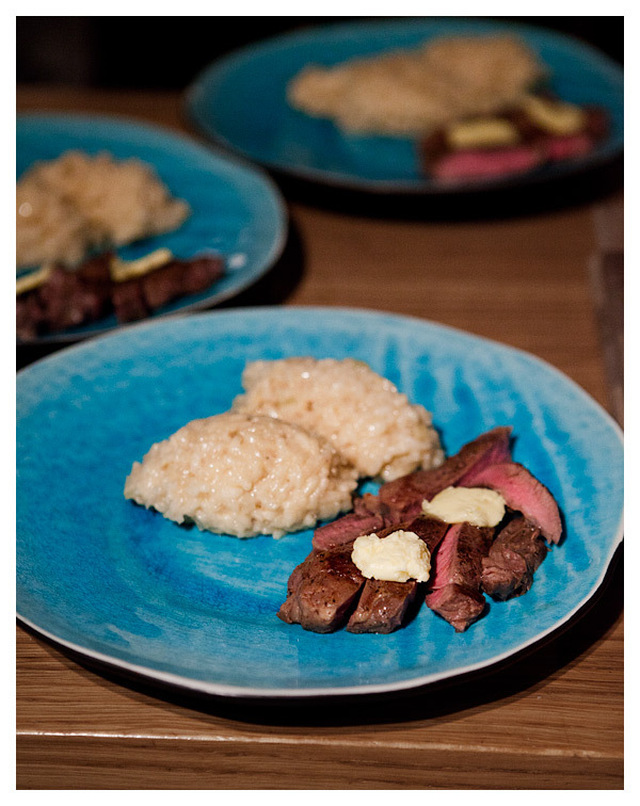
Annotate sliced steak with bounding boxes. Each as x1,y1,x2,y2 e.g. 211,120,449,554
431,145,545,182
346,516,449,633
314,426,512,551
16,252,225,339
346,578,421,634
140,255,224,310
481,515,548,600
111,277,150,322
378,426,512,519
312,493,388,551
277,545,365,633
425,523,495,632
459,461,562,544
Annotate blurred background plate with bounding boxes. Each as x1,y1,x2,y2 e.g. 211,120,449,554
16,114,288,344
16,307,624,699
185,17,624,193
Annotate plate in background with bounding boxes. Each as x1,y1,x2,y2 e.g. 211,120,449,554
16,114,287,343
185,18,624,193
16,307,623,699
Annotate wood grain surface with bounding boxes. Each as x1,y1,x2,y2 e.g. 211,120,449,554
16,87,624,790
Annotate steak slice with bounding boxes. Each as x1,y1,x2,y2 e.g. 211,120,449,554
459,461,562,544
378,426,512,519
312,493,388,551
30,256,112,334
346,578,421,634
431,145,544,182
425,523,495,632
140,254,224,311
277,545,365,633
481,516,548,600
346,516,449,634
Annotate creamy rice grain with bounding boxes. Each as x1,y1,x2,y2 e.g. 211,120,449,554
124,412,358,538
232,357,444,481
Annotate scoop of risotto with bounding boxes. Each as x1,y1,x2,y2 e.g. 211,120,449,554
124,412,358,538
232,358,444,481
17,150,190,269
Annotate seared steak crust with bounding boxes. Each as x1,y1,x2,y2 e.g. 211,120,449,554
277,546,365,633
346,578,420,634
481,516,548,600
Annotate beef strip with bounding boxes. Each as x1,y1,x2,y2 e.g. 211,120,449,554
431,146,544,182
425,522,495,632
481,515,548,600
17,254,113,338
459,461,562,544
347,516,449,634
111,276,150,322
277,545,365,633
312,493,388,551
378,426,512,520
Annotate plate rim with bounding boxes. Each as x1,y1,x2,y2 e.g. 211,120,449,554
16,112,289,345
16,305,624,699
184,16,624,194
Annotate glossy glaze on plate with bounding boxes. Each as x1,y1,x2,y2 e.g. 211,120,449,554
16,308,623,697
186,18,623,193
16,114,287,342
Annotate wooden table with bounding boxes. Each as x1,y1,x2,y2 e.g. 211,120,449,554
16,87,624,789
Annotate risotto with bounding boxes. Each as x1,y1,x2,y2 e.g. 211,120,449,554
124,412,359,538
16,150,190,269
287,35,544,136
232,357,444,481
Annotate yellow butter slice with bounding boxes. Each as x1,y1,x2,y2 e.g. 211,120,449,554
110,247,174,283
16,264,53,296
446,117,520,150
521,95,586,136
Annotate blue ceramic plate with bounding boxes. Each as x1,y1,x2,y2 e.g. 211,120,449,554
186,18,624,193
16,114,287,343
16,307,623,698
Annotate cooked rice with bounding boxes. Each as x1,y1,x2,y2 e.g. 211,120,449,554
124,412,358,538
232,357,444,481
16,150,190,269
287,35,544,136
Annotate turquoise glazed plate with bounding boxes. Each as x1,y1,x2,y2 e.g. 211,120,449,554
186,18,624,193
16,307,623,698
16,114,287,343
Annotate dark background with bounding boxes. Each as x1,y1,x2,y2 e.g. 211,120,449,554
17,16,623,90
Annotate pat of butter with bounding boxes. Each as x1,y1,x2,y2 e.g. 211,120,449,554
351,530,431,583
110,247,174,283
16,264,53,296
446,118,520,150
421,486,506,527
521,95,586,136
